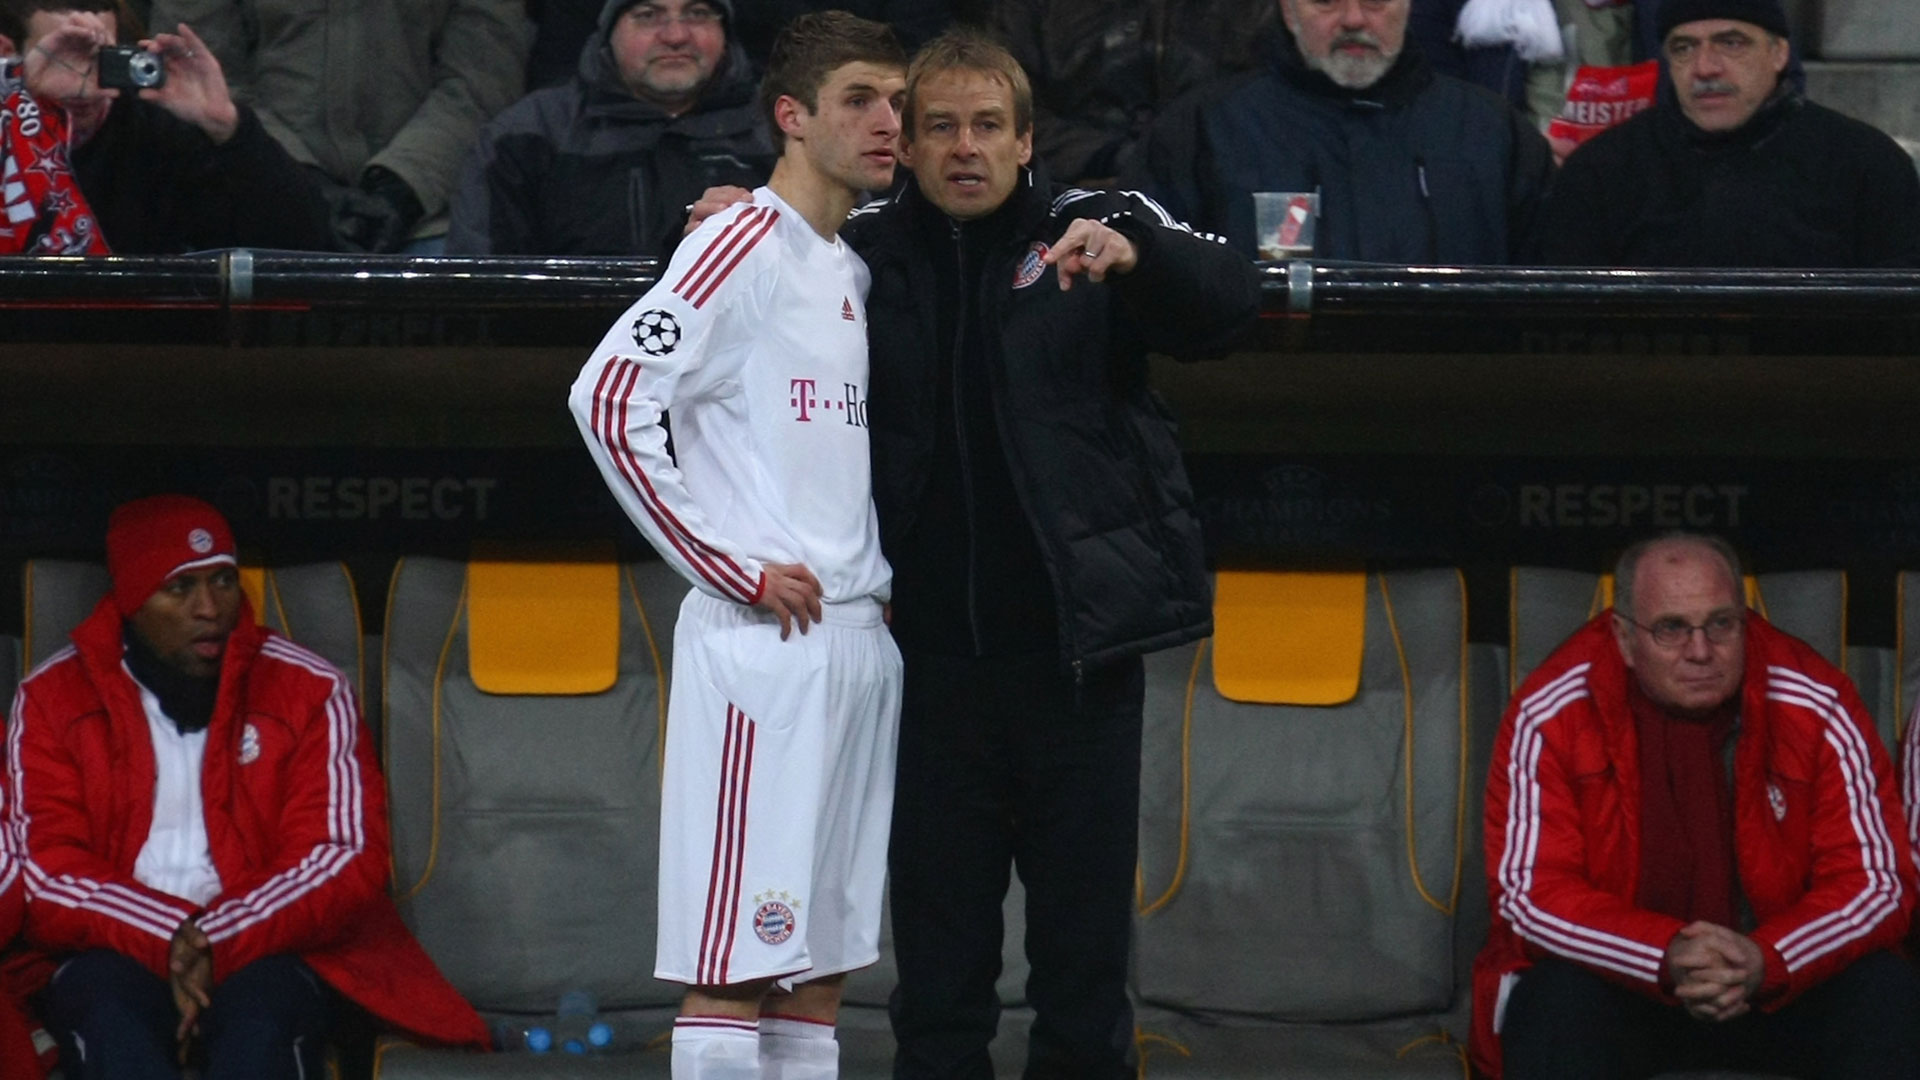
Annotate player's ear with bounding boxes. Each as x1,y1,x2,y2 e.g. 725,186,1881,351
0,32,18,57
774,94,810,142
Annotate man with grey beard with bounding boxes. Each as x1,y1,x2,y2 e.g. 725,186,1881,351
1532,0,1918,267
1127,0,1552,264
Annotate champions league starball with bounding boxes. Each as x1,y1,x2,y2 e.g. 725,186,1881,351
632,309,682,356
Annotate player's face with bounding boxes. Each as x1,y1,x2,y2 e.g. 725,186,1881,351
1664,19,1788,133
128,565,242,679
790,61,906,195
1611,541,1747,717
902,68,1032,221
610,0,727,114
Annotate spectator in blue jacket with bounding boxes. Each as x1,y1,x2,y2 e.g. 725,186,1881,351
1127,0,1553,264
447,0,773,256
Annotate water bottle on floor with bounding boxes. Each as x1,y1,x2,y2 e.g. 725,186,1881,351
555,989,614,1054
494,1019,555,1053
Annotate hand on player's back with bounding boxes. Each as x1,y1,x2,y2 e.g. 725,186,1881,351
759,562,824,640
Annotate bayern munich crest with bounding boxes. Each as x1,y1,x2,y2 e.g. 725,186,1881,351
238,723,262,765
1013,242,1049,289
1767,782,1786,822
188,527,214,554
754,900,796,945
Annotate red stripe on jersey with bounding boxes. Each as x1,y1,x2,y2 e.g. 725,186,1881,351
716,714,756,983
696,706,741,983
594,358,758,602
687,209,779,310
674,207,761,298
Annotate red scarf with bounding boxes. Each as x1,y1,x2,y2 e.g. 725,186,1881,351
1630,681,1740,926
1,82,110,255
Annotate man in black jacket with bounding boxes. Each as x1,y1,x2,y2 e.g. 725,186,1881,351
447,0,773,256
1127,0,1551,264
847,31,1260,1080
1,0,331,253
1532,0,1920,268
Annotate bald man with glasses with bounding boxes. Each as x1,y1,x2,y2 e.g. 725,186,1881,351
1472,531,1920,1079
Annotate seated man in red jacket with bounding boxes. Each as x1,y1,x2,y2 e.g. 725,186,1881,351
1474,531,1920,1079
3,495,486,1079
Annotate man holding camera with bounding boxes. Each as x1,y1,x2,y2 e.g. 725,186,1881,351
0,0,331,252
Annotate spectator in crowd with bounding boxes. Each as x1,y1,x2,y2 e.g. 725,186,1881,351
0,33,108,253
1474,532,1920,1079
4,495,488,1078
447,0,771,256
1531,0,1920,267
1414,0,1536,109
1127,0,1553,263
0,0,331,252
852,31,1256,1079
992,0,1276,187
149,0,531,252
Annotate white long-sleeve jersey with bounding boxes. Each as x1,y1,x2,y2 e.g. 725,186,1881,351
570,187,891,606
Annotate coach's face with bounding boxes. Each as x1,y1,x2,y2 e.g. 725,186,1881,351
902,67,1031,221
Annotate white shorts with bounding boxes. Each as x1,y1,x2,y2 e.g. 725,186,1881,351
655,590,902,987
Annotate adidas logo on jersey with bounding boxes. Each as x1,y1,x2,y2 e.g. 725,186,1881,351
841,297,856,322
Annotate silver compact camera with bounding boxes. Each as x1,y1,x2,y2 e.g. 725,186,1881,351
97,46,166,90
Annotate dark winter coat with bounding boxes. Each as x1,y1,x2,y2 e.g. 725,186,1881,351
73,99,332,254
1128,27,1553,264
445,0,774,256
993,0,1277,184
1532,88,1920,268
844,172,1261,670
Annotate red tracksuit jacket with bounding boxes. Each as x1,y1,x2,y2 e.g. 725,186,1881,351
2,598,487,1077
1472,612,1915,1077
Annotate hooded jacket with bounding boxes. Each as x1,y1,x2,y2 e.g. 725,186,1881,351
844,170,1260,669
1472,612,1915,1077
2,599,488,1062
1531,86,1920,268
446,0,774,256
1127,26,1552,263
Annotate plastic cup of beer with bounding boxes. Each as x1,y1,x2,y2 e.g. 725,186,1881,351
1254,191,1318,260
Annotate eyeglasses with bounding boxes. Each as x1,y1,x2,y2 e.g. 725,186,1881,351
624,4,723,30
1664,29,1762,64
1618,610,1746,648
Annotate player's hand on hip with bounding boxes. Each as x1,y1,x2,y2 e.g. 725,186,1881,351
1044,218,1137,291
758,562,823,640
686,186,755,236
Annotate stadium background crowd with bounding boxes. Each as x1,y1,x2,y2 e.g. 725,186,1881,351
0,0,1914,262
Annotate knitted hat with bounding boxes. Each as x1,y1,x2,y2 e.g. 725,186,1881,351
1658,0,1790,40
105,495,237,616
610,0,732,23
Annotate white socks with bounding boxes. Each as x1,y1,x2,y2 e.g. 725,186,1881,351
759,1015,839,1080
672,1016,762,1080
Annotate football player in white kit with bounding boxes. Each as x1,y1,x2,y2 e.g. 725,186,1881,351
567,12,907,1080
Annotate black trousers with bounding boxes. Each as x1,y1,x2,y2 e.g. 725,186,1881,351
888,649,1144,1080
1501,952,1920,1080
42,949,333,1080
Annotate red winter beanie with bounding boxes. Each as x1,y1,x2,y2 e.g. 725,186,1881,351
105,496,238,616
